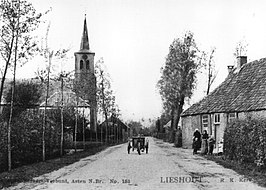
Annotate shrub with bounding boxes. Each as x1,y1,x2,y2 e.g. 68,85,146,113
0,111,43,171
224,118,266,168
10,111,43,167
0,108,76,171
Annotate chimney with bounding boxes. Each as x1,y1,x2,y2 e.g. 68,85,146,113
227,65,234,75
237,56,247,70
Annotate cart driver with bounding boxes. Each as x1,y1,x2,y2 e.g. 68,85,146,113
145,138,149,154
137,140,141,155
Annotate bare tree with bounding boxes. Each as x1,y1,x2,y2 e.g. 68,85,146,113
0,0,44,106
36,22,70,161
95,58,118,143
204,47,217,95
1,0,43,171
7,0,20,171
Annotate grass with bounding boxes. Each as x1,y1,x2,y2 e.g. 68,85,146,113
0,143,112,189
203,154,266,188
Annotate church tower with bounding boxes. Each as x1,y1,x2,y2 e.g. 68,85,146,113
74,16,97,131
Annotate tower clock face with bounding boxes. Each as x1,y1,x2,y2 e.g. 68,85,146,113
82,54,88,60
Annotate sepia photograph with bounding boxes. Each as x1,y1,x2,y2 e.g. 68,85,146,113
0,0,266,189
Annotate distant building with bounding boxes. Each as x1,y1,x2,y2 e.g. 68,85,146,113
39,90,90,118
99,115,130,142
181,56,266,149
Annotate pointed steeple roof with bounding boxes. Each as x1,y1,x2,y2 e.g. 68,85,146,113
80,15,90,51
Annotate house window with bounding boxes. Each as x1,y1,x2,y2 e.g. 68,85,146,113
80,60,84,69
202,114,209,128
214,113,220,124
229,112,236,123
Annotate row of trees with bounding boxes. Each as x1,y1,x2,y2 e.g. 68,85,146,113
0,80,87,171
0,0,46,171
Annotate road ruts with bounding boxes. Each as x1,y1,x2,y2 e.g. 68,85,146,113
4,138,266,190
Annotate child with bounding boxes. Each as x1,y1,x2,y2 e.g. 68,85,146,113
208,136,215,155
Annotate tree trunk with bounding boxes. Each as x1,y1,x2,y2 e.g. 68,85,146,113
0,54,13,106
7,59,17,172
60,76,64,156
0,29,15,106
94,109,98,142
82,108,85,150
207,61,211,95
90,127,92,142
176,96,185,129
7,7,20,170
74,94,79,153
117,124,119,143
42,53,52,162
42,23,53,162
3,17,15,172
101,124,103,143
206,48,215,95
103,109,108,143
169,108,175,142
169,109,177,143
170,96,185,143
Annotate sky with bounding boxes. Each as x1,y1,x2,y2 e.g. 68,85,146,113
15,0,266,123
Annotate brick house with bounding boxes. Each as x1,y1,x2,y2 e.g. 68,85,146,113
181,56,266,149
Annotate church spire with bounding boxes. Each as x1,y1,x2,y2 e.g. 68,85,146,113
80,15,90,50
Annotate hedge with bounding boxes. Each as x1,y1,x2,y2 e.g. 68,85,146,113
0,108,77,172
224,118,266,168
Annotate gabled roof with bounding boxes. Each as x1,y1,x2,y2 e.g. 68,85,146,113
182,57,266,116
1,78,90,108
100,115,130,130
39,90,90,107
163,120,171,128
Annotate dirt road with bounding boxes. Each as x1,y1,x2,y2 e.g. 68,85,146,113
4,138,266,190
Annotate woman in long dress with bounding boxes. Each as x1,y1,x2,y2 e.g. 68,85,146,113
193,129,201,154
201,130,209,154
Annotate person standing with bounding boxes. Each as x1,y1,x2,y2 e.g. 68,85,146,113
208,136,215,155
145,138,149,154
175,127,182,147
193,129,201,154
137,140,141,155
127,139,131,154
201,130,209,155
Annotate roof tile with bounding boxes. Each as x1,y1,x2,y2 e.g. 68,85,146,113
182,58,266,116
